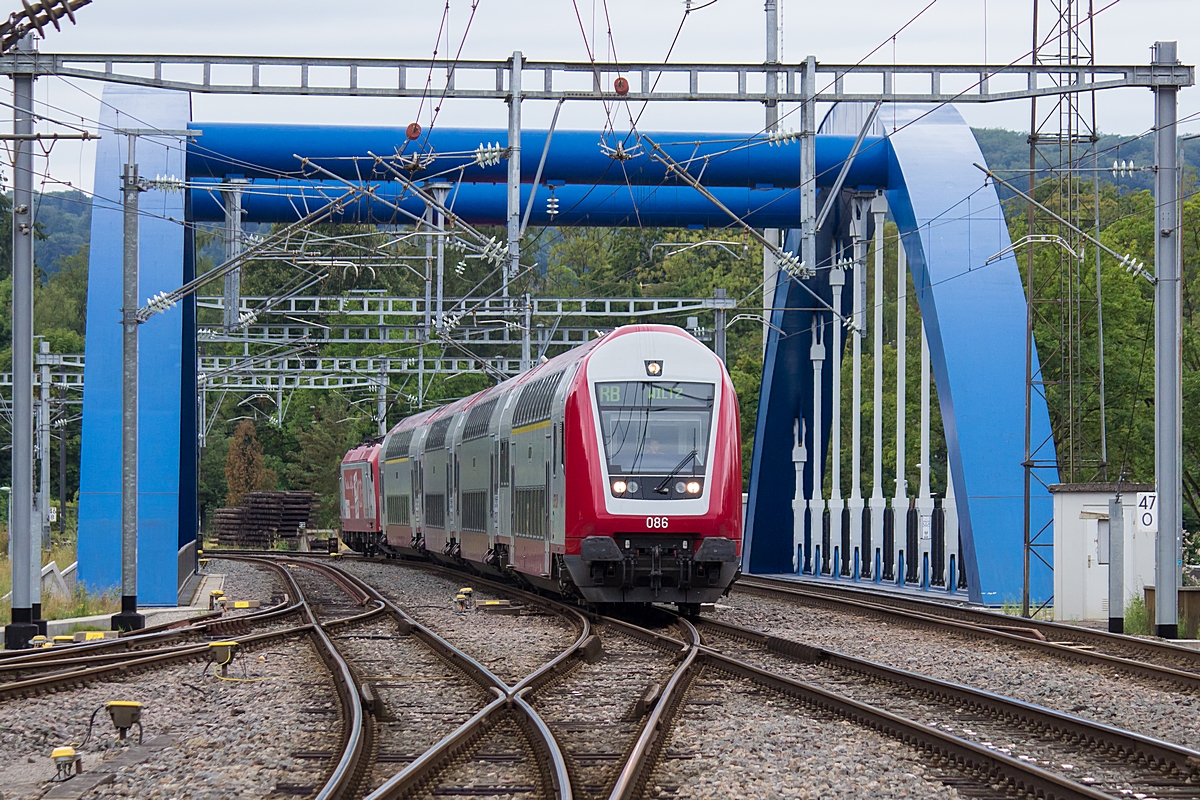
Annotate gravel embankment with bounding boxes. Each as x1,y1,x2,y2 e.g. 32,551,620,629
328,614,491,792
341,560,578,686
0,634,339,800
718,590,1200,748
704,628,1179,796
646,669,963,800
530,622,682,792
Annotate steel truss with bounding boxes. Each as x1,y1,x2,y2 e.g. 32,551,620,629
0,52,1190,102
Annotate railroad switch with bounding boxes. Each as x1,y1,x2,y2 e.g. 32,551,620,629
479,600,519,616
228,600,261,610
73,631,118,642
50,746,83,781
199,558,209,571
30,635,51,648
209,590,225,611
209,640,239,677
454,594,469,614
454,588,476,613
105,701,143,741
52,635,74,646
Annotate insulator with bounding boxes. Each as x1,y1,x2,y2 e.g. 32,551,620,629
767,129,801,147
455,260,466,276
474,142,505,167
778,250,814,280
546,194,560,218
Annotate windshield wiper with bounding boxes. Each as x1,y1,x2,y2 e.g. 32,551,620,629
654,449,699,494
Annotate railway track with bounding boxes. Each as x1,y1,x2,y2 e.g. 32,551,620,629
203,552,1200,799
697,616,1200,799
736,576,1200,690
240,554,577,800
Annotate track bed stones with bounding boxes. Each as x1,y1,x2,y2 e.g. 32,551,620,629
206,557,287,609
329,615,491,792
0,635,338,800
702,625,1195,797
644,668,963,800
286,562,366,623
719,590,1200,749
341,561,579,686
530,622,683,798
409,716,544,800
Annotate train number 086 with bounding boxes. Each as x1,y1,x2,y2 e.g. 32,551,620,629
645,516,669,529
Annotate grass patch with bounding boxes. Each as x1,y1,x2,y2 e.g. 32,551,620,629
1124,594,1151,635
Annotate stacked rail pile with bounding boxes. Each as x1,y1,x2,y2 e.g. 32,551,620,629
209,491,314,549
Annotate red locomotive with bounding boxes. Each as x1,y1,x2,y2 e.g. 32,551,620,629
338,324,742,612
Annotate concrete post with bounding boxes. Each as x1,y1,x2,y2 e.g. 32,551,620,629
1108,496,1125,633
1152,41,1181,639
5,37,38,649
893,233,908,580
917,325,934,583
792,417,807,572
829,263,845,574
944,451,960,589
113,133,145,632
869,194,887,577
810,318,826,573
849,202,866,576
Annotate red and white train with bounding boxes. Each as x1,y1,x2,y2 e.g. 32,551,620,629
339,324,743,611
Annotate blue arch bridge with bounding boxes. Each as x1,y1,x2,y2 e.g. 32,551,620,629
75,86,1054,608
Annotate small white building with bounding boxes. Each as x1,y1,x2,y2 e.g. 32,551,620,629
1050,482,1155,622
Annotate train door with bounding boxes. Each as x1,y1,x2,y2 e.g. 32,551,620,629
490,435,498,542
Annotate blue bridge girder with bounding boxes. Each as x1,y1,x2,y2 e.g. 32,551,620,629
75,85,1054,607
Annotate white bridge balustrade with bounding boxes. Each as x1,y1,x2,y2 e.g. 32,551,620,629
791,193,964,594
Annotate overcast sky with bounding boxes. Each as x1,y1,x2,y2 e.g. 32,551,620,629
6,0,1199,194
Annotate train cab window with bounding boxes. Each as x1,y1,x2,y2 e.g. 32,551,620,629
595,382,715,476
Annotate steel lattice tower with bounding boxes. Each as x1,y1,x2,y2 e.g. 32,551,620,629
1023,0,1109,615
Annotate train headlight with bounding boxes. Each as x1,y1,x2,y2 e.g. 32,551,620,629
627,480,639,493
675,481,686,494
612,480,628,495
645,360,663,376
686,481,701,494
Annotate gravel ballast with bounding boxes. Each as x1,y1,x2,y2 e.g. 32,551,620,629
647,669,963,800
341,560,579,685
328,614,491,792
720,590,1200,748
0,634,339,800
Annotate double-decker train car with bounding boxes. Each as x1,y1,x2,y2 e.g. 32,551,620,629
340,324,742,611
338,441,383,551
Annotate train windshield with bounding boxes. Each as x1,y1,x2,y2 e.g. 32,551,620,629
595,382,714,475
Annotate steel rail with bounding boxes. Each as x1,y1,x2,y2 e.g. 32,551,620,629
240,556,367,800
0,601,305,668
606,616,701,800
251,554,579,800
740,575,1200,666
736,576,1200,690
0,623,314,699
698,616,1200,784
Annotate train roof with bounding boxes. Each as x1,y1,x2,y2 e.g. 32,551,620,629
379,324,705,440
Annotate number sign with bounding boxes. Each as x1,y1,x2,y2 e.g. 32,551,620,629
1136,492,1158,533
